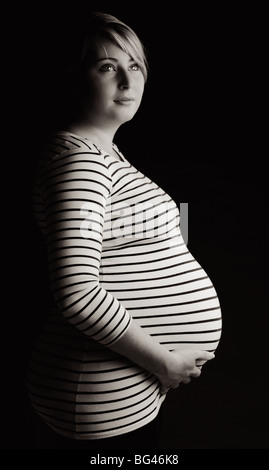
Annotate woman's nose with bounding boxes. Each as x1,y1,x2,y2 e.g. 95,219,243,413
118,70,131,89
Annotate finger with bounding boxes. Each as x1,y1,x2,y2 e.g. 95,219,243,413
195,351,215,361
196,359,206,366
190,367,201,378
160,385,172,395
182,378,191,384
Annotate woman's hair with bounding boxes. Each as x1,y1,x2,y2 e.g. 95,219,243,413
66,12,149,82
42,11,148,130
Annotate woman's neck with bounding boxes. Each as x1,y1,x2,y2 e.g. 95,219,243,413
65,121,122,159
66,119,117,153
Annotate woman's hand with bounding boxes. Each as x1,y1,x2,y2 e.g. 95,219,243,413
155,349,215,395
109,320,215,395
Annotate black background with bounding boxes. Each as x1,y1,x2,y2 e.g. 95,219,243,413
4,0,268,455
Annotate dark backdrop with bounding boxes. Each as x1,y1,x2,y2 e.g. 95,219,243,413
5,1,268,454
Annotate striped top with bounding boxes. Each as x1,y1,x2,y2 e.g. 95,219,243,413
27,131,222,440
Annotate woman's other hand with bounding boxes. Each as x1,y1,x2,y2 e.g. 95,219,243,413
156,350,215,395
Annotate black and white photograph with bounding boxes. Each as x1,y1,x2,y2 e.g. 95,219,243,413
4,1,268,464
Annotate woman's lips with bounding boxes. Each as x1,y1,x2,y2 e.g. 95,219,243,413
114,97,135,105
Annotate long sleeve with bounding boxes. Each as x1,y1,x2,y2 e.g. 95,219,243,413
38,146,132,346
28,132,221,440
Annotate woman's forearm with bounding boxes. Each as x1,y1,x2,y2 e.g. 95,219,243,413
108,320,215,393
109,320,170,377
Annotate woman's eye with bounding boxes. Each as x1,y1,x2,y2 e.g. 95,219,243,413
99,63,140,72
99,64,116,72
130,63,140,71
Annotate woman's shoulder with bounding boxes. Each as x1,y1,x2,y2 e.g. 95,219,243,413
33,130,113,189
46,130,105,157
36,130,110,168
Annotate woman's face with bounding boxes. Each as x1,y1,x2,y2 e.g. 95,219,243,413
81,39,145,130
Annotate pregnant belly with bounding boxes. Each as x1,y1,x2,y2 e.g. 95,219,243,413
101,244,222,356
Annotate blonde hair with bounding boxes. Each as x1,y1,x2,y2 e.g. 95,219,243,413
68,12,149,82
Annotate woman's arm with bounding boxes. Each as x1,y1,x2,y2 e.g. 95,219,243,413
41,147,131,346
109,320,214,394
40,144,214,393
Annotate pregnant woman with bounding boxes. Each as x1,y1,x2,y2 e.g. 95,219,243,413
27,12,222,449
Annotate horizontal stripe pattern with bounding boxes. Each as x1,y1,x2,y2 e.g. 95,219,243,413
27,131,221,440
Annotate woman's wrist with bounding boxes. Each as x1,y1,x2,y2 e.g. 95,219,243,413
109,319,172,376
